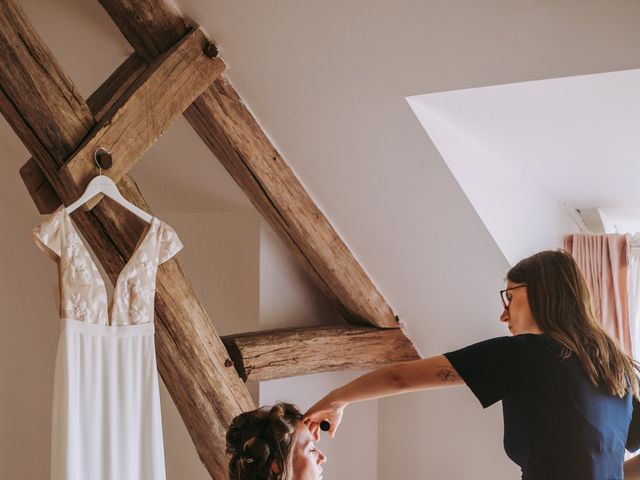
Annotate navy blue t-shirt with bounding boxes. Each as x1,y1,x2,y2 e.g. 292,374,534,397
444,334,640,480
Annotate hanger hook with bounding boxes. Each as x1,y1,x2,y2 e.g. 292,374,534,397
94,147,111,176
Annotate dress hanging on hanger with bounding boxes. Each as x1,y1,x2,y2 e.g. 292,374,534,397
33,153,182,480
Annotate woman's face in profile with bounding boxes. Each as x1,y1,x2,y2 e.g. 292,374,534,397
292,421,326,479
499,281,541,336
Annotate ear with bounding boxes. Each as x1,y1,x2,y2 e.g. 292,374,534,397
270,460,281,474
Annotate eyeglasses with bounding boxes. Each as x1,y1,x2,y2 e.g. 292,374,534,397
500,284,526,309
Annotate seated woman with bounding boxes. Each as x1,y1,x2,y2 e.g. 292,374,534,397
226,402,327,480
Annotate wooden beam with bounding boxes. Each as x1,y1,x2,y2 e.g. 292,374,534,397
185,85,401,328
86,53,149,124
97,0,400,329
97,0,188,63
0,0,93,202
0,2,252,477
20,53,148,214
222,325,420,382
61,28,225,206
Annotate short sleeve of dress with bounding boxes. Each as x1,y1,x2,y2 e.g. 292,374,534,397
626,394,640,452
444,334,557,409
32,211,62,261
157,223,183,264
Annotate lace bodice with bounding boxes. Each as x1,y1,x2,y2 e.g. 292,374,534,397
33,205,182,325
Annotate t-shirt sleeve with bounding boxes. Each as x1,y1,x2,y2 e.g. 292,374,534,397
626,394,640,452
444,335,552,409
157,223,183,264
32,211,62,261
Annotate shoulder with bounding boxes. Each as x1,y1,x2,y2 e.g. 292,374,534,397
495,333,563,359
443,334,561,408
511,333,562,351
445,333,562,365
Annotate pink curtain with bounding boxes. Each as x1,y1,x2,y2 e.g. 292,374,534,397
564,234,631,355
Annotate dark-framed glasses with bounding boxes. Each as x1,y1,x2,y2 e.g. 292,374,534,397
500,284,527,309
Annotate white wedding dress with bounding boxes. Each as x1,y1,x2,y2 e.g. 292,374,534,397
33,205,183,480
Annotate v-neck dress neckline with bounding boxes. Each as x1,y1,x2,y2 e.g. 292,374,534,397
33,205,183,326
60,207,157,321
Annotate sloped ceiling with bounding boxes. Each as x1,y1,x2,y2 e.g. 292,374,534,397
407,69,640,263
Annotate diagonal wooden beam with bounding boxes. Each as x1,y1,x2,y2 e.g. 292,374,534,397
61,27,224,206
98,0,187,63
20,53,148,214
0,0,93,202
96,0,401,329
222,325,420,382
0,1,252,477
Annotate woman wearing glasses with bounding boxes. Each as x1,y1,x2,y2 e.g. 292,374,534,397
304,250,640,480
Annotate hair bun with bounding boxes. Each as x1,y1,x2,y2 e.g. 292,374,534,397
226,403,303,479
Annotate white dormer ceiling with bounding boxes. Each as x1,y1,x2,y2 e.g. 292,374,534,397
408,69,640,262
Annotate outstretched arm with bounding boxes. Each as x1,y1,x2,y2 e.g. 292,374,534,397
303,354,464,438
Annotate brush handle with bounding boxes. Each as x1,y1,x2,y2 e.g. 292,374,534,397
320,420,331,431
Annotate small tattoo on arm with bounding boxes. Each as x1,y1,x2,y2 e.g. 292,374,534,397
436,366,459,382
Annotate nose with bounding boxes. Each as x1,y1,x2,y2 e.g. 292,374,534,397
318,449,327,464
500,308,509,323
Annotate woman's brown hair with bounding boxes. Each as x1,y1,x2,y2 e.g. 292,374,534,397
508,249,639,399
226,402,303,480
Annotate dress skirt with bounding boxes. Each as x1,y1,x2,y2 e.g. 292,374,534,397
51,318,166,480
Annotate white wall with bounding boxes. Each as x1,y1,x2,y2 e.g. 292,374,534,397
378,391,518,479
407,99,581,266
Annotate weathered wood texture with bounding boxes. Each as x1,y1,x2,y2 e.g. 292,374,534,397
62,27,225,208
223,325,421,382
20,53,148,214
0,1,253,477
98,0,188,63
0,0,93,203
97,0,400,329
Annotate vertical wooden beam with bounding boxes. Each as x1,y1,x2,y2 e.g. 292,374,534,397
97,0,188,62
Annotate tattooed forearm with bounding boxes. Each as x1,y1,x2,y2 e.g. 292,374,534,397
435,366,460,382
